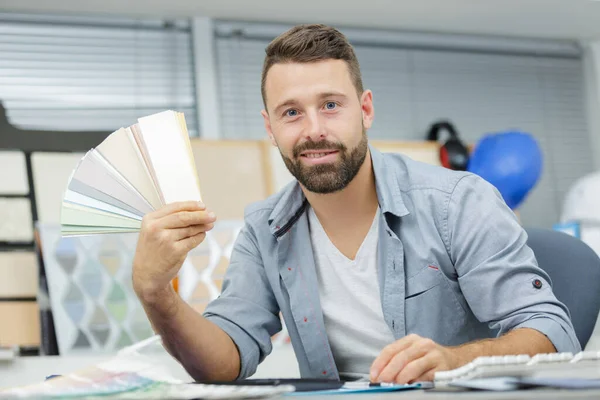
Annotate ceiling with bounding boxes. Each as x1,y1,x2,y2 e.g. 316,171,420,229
1,0,600,41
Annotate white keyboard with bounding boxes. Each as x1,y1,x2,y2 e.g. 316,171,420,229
434,351,600,388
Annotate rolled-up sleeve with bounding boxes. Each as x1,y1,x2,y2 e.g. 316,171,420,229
203,224,282,379
446,174,581,353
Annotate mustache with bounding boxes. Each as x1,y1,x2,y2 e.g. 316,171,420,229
293,140,346,158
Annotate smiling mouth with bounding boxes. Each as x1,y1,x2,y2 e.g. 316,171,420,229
300,150,338,159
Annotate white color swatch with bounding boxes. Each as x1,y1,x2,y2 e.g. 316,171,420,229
137,111,202,204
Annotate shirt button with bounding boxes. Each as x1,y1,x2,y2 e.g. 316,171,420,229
532,279,543,289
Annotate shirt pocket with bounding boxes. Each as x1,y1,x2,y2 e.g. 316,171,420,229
405,266,444,299
404,265,467,345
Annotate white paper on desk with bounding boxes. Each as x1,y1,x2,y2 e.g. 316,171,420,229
287,382,429,396
137,110,202,204
518,377,600,389
448,377,520,391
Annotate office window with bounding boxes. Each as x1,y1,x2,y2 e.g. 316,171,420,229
214,22,592,228
0,13,197,136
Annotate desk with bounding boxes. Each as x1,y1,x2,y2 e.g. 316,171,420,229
0,344,300,389
306,389,600,399
3,349,600,399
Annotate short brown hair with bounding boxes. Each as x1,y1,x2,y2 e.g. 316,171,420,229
261,24,364,109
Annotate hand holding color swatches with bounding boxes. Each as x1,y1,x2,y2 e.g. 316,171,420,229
60,110,202,236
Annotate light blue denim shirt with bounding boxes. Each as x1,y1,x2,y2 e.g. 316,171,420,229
203,145,580,380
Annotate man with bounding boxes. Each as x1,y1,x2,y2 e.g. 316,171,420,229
133,24,580,384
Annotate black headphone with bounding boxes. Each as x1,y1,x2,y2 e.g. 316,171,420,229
426,121,469,171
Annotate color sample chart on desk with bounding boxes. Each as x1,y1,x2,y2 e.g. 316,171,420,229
0,353,294,399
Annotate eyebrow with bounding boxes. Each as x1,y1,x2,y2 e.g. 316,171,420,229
273,91,348,115
274,100,297,116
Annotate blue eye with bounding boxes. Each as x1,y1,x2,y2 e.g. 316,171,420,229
325,102,336,110
285,109,298,117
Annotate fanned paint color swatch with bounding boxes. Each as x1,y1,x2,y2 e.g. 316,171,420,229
60,110,202,236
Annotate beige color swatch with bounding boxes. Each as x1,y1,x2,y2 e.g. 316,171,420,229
96,128,161,210
265,142,296,194
0,252,38,298
191,140,270,220
0,302,40,346
370,140,442,166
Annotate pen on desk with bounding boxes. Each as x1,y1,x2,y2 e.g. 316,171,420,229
343,381,397,389
369,382,397,387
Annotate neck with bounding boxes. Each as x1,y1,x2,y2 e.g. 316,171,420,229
302,149,379,230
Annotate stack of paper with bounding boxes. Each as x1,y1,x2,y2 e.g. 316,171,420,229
60,110,202,236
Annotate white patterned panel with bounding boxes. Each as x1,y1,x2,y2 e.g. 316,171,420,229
179,220,246,309
40,220,291,354
0,198,33,242
38,223,151,354
0,151,28,195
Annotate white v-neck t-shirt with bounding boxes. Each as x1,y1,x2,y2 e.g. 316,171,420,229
308,206,396,378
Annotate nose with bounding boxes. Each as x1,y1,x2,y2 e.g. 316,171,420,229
304,110,327,142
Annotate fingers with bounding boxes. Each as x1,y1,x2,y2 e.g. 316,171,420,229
176,231,207,252
375,341,429,383
393,353,437,384
173,223,214,241
412,367,437,384
370,334,419,381
152,201,206,219
160,210,216,229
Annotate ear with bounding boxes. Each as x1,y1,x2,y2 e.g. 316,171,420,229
360,90,374,130
261,109,277,147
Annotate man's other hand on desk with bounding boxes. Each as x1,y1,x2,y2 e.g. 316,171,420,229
369,329,556,384
369,334,457,384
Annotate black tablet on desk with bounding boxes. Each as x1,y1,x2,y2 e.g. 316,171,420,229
194,378,345,392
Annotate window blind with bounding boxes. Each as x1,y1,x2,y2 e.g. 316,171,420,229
0,13,198,136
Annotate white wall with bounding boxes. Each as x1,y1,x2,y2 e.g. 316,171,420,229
583,41,600,172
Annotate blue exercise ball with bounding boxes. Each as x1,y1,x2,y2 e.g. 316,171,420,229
467,131,543,209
